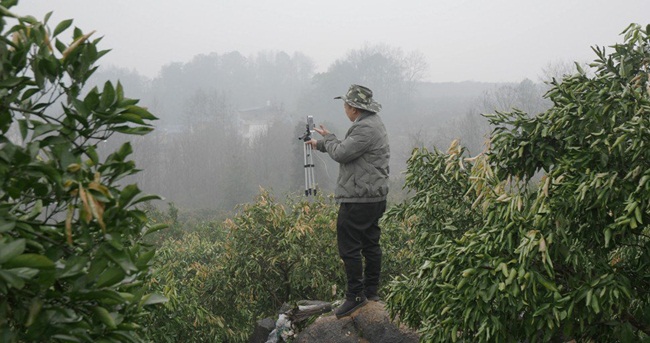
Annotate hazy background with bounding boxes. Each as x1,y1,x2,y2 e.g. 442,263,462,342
10,1,650,214
15,0,650,82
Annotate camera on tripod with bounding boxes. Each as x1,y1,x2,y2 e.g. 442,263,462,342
298,115,315,142
298,116,317,196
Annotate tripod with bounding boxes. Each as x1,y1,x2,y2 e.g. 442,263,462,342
298,116,317,196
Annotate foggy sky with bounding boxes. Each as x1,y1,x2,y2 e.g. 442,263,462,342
13,0,650,82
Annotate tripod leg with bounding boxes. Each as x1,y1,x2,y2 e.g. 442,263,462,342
306,144,313,195
307,144,316,195
303,142,309,196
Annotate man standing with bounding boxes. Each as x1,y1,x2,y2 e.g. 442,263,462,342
307,84,390,318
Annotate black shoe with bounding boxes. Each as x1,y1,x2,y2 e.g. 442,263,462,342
364,288,380,301
364,286,380,301
335,296,367,318
366,294,380,301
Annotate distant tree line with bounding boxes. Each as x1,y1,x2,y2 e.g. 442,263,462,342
91,45,555,212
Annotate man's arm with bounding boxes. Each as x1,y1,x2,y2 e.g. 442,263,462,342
321,124,373,164
307,125,335,152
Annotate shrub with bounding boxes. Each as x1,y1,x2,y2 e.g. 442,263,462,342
0,4,165,342
386,24,650,342
213,190,343,341
145,190,346,342
143,228,226,342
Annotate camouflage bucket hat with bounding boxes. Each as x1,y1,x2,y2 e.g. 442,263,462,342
334,84,382,113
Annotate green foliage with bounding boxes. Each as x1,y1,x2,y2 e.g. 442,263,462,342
380,142,484,282
386,24,650,342
143,226,227,342
215,190,344,342
144,190,345,342
0,4,164,342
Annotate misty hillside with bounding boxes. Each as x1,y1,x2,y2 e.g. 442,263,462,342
86,47,552,211
5,3,649,342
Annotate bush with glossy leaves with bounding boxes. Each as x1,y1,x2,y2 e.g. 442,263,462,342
386,24,650,342
0,2,165,342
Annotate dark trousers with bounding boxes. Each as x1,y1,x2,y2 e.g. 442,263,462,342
336,201,386,299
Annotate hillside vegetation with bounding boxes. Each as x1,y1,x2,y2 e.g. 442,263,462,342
0,4,166,342
386,24,650,342
2,2,649,342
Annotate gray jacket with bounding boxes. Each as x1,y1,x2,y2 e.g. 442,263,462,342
316,113,390,203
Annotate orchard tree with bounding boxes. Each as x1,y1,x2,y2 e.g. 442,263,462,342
213,190,344,342
0,3,165,342
129,190,351,342
386,24,650,342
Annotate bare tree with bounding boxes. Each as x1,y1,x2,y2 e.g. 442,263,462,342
538,59,592,84
479,78,551,116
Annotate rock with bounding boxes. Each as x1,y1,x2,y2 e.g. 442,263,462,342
290,300,332,323
294,301,419,343
263,301,333,343
266,314,294,343
249,317,276,343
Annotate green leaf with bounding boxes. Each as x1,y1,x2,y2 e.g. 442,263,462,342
116,141,133,159
119,184,140,207
32,123,61,138
53,18,73,37
140,293,168,306
124,105,157,120
0,110,11,133
5,254,54,269
130,194,162,206
72,98,90,118
43,10,53,23
135,249,156,269
591,295,600,314
10,267,39,279
116,82,124,101
26,199,43,220
93,306,117,329
0,239,26,263
18,118,28,140
113,125,154,135
21,15,38,25
95,267,125,288
84,89,100,110
86,145,99,165
537,273,558,292
20,87,40,102
100,81,116,108
57,256,89,279
0,270,25,289
0,76,28,87
54,39,66,54
103,247,137,273
0,220,16,233
604,228,612,247
25,297,43,327
144,223,167,236
117,112,146,125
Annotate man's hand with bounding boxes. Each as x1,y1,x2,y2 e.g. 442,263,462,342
314,125,330,136
306,125,330,149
